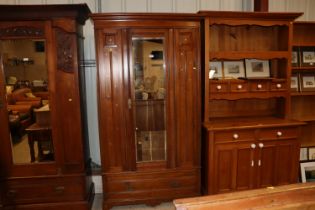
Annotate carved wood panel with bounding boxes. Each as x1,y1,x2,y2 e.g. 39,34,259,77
0,26,44,37
55,28,75,73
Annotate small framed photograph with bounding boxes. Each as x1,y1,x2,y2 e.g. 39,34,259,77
301,75,315,91
209,61,223,79
300,147,308,161
300,162,315,183
223,60,245,79
309,147,315,161
245,59,270,78
292,48,300,67
291,75,299,91
301,47,315,67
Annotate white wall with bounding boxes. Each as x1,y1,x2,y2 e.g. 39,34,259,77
0,0,313,167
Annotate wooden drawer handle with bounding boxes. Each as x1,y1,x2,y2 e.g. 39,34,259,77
216,85,222,90
237,84,243,90
7,190,17,197
54,186,65,194
170,180,180,188
251,143,256,149
257,84,262,89
276,83,282,88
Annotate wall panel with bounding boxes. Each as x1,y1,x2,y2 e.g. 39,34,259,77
150,0,173,12
200,0,220,11
174,0,197,13
220,0,243,11
17,0,43,4
0,0,16,4
101,0,123,12
125,0,147,12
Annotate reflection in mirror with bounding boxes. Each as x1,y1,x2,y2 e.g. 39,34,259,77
0,39,54,164
132,37,166,163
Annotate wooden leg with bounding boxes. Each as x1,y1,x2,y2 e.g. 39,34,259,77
28,133,35,162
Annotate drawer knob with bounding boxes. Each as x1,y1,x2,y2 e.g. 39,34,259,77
251,143,256,149
54,186,65,194
237,84,243,89
259,143,264,148
257,84,262,89
276,83,282,89
216,85,222,90
233,133,239,139
68,98,73,102
277,131,282,137
7,190,17,197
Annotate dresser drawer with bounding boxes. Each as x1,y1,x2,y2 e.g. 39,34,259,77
249,81,269,92
3,177,85,205
210,82,229,93
259,127,298,140
230,81,248,92
270,80,287,91
214,130,255,143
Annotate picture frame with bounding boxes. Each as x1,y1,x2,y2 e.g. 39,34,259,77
291,74,299,92
245,59,270,78
309,147,315,161
300,161,315,183
292,47,300,67
301,47,315,67
300,147,308,161
301,75,315,91
223,60,245,79
209,61,223,79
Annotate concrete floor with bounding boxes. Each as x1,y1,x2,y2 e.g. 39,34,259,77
92,194,176,210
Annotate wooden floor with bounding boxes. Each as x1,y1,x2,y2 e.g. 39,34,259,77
92,194,175,210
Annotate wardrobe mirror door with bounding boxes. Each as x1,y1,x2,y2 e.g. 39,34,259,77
0,39,54,164
132,37,167,163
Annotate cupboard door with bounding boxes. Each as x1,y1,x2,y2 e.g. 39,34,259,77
174,28,200,167
275,139,299,185
214,142,255,193
256,141,276,188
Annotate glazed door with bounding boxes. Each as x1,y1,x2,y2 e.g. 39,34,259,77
130,29,169,167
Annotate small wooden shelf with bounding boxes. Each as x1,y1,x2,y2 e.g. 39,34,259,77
209,51,289,60
291,92,315,96
292,66,315,71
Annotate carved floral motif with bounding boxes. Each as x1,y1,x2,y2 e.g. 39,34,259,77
0,26,44,37
55,28,75,73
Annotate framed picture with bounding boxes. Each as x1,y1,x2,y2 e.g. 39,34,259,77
245,59,270,78
223,60,245,79
309,147,315,161
300,147,308,161
301,75,315,91
292,47,300,67
300,162,315,183
291,75,299,92
209,61,223,79
301,47,315,67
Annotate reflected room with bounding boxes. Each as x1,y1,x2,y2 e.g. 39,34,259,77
1,39,54,164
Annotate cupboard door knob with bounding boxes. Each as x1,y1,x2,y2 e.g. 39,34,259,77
216,85,222,90
258,160,261,166
258,143,264,148
68,98,73,102
54,186,65,194
277,131,282,137
257,84,262,89
251,143,256,149
233,133,239,139
251,160,255,167
276,83,282,88
237,84,242,89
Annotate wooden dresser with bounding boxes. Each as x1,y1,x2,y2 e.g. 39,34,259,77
200,11,305,195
